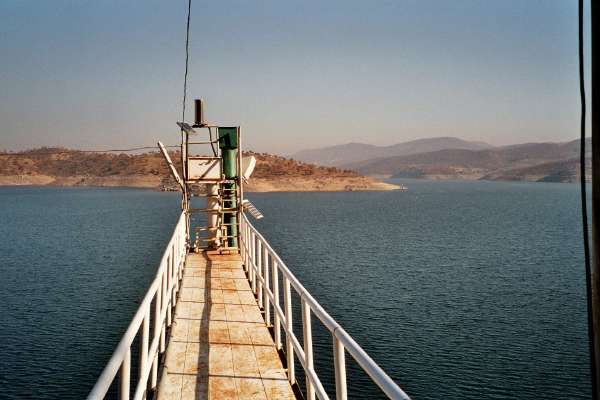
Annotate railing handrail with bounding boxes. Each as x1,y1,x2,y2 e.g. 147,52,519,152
240,213,411,400
88,212,187,400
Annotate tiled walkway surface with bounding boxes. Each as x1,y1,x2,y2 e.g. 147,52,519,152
157,252,296,400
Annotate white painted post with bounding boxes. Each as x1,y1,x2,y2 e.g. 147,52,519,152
180,240,184,280
178,232,184,280
240,220,245,271
243,223,248,273
176,233,179,268
120,348,131,400
263,248,270,325
257,240,263,309
251,232,256,293
302,299,315,400
139,308,150,400
333,336,348,400
272,260,281,349
166,254,172,327
247,225,251,275
207,183,220,247
150,282,161,389
160,270,166,353
283,276,295,385
247,225,251,274
172,245,177,308
150,348,158,391
173,244,179,302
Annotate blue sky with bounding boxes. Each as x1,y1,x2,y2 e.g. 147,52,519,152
0,0,590,154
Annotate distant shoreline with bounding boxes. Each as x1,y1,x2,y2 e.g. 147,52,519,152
0,174,584,192
0,175,401,192
385,174,586,184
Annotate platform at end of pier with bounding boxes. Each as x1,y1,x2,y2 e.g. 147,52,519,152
157,252,295,400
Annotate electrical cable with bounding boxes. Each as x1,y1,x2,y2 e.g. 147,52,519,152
0,145,180,156
579,1,597,398
181,0,192,123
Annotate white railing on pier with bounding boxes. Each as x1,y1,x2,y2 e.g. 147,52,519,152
240,214,411,400
87,212,187,400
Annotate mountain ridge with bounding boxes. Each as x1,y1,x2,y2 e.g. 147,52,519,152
343,138,591,183
292,137,493,166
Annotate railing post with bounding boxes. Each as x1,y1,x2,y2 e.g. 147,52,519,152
257,240,263,309
333,335,348,400
302,299,315,400
241,220,247,272
239,219,244,261
243,224,248,273
176,232,181,280
246,224,251,274
173,244,179,302
172,245,177,311
160,270,166,353
150,284,161,390
166,254,172,327
272,260,281,350
120,348,131,400
179,233,185,280
251,231,257,293
283,276,295,385
139,308,150,400
263,249,270,325
175,234,180,278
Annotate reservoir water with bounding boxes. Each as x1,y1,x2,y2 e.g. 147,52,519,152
0,180,591,399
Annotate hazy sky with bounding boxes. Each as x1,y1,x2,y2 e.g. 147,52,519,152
0,1,591,154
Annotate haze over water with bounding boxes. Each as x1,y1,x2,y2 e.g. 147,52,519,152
0,181,591,399
0,1,588,154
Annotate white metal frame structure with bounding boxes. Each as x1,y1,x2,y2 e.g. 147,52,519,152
87,213,187,400
240,214,411,400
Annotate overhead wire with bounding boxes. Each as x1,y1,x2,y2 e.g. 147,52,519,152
182,0,192,124
0,145,180,157
579,0,596,398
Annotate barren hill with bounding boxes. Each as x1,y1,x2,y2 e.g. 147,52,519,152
344,138,591,183
0,148,398,191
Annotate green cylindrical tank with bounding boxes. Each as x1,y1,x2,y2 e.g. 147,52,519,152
222,149,237,179
219,128,239,248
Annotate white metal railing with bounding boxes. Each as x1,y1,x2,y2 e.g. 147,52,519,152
240,214,411,400
87,212,187,400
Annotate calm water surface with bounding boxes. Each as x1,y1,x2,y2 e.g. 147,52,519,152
0,181,591,399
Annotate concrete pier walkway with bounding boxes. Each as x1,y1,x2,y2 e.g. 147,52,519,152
157,252,295,400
